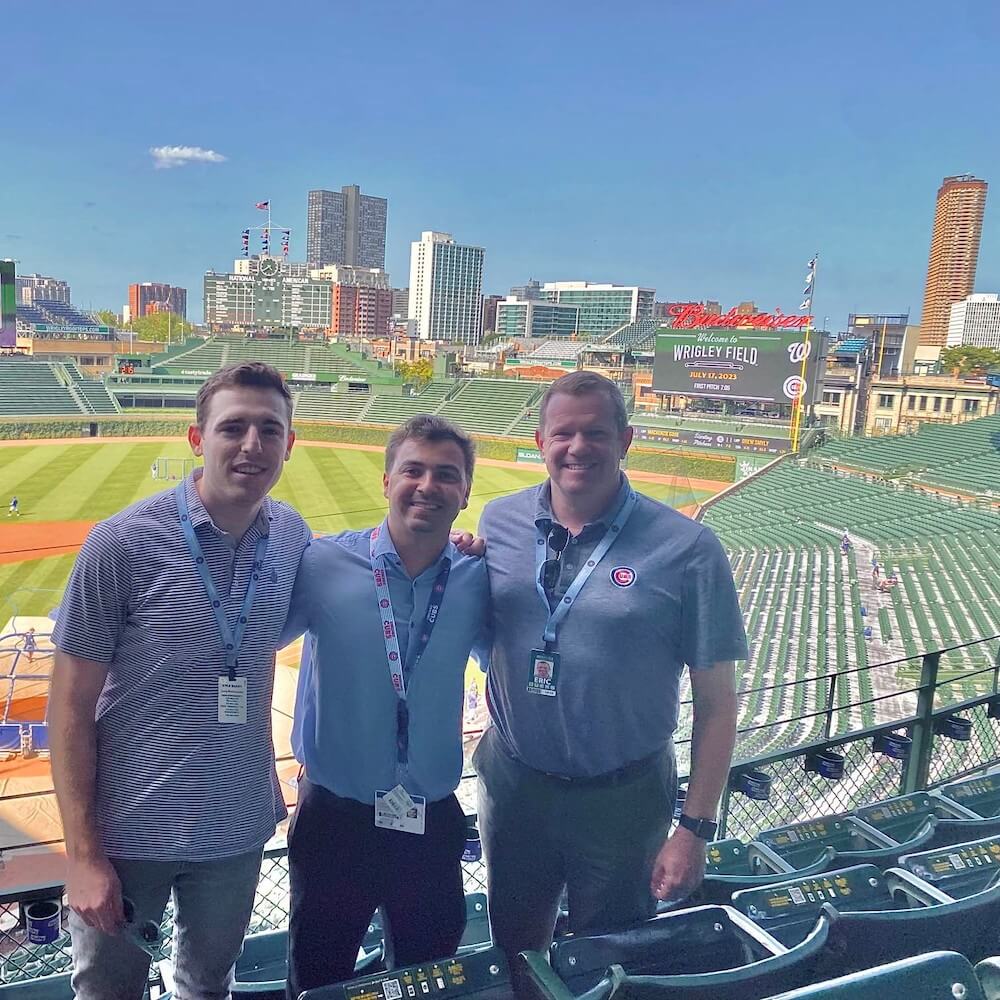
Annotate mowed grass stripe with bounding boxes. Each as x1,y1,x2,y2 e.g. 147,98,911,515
0,446,77,509
0,555,77,619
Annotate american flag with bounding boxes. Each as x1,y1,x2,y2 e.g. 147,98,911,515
255,201,269,210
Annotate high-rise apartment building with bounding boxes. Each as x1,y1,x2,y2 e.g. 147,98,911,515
307,185,387,269
391,287,410,318
16,273,71,305
919,174,988,348
408,232,484,344
128,282,187,321
310,264,393,339
539,281,654,338
481,294,504,335
947,294,1000,351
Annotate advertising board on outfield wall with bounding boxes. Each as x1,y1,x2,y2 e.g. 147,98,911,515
631,425,791,454
653,313,820,404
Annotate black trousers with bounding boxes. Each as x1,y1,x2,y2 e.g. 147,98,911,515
286,778,467,999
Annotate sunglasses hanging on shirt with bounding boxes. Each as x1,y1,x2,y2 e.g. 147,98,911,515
541,524,570,592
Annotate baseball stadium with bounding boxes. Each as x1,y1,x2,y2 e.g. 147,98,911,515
1,329,999,998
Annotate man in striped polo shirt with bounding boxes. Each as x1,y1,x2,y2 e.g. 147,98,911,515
49,362,312,1000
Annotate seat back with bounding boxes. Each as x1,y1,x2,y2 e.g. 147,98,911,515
0,722,22,751
821,880,1000,972
733,865,890,948
939,775,1000,819
755,815,879,870
854,793,937,843
757,950,983,1000
898,835,1000,899
0,974,74,999
705,839,751,876
929,816,1000,850
548,905,775,995
298,945,512,1000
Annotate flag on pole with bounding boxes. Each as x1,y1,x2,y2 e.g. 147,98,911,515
255,201,269,210
800,254,818,312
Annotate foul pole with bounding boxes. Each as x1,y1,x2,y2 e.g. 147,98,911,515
791,253,819,454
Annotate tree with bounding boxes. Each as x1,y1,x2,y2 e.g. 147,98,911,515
129,311,196,343
940,345,1000,375
94,309,120,329
397,358,434,389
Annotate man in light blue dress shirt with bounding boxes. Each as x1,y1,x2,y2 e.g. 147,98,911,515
281,415,489,997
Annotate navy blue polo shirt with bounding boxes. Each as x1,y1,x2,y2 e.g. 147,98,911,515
479,476,748,778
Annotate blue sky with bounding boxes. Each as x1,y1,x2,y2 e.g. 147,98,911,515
3,1,999,326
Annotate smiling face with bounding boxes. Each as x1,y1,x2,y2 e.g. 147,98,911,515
383,436,471,540
536,390,633,507
187,385,295,515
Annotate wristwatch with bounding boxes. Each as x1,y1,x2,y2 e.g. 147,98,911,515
678,813,718,841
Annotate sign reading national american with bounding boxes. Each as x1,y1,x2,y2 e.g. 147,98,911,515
653,308,815,403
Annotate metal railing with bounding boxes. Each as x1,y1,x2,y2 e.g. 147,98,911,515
1,635,997,987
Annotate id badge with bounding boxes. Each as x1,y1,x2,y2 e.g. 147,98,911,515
527,649,559,697
375,785,426,835
218,676,248,724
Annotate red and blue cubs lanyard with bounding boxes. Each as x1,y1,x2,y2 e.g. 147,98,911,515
370,526,451,774
175,483,269,682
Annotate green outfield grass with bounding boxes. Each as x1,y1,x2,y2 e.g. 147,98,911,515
0,441,714,617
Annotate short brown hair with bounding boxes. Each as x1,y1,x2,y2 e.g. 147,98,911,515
538,371,629,434
195,361,293,428
385,414,476,482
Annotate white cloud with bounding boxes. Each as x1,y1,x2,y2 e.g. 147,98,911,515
149,145,227,170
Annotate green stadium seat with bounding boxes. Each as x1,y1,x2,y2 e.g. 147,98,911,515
518,904,830,1000
937,775,1000,820
760,951,984,1000
0,974,74,998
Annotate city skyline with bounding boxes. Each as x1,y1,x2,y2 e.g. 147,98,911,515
3,1,1000,327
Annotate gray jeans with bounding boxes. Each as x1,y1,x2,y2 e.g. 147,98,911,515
475,727,675,960
69,848,264,1000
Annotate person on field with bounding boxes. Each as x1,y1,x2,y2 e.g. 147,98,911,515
475,371,747,962
280,415,489,998
8,495,20,517
49,361,310,1000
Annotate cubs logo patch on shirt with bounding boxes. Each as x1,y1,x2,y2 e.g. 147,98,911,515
610,566,636,588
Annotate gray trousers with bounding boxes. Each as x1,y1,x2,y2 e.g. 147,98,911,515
474,726,675,959
69,847,263,1000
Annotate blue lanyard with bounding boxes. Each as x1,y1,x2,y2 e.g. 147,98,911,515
534,490,639,646
370,526,451,771
175,484,269,681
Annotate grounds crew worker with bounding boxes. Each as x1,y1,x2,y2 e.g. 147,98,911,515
475,371,748,961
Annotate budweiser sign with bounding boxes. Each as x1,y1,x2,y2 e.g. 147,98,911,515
668,304,812,330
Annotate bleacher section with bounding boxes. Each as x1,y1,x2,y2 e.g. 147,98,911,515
295,387,373,422
815,414,1000,497
701,464,1000,754
63,362,120,414
361,382,453,425
150,337,374,380
0,359,83,416
437,379,541,435
17,300,100,330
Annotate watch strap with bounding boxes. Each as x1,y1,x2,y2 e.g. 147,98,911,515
678,813,718,841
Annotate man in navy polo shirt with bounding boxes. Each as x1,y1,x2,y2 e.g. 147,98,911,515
49,362,311,1000
281,414,489,998
476,371,747,960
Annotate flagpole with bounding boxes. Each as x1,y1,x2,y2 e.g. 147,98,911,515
791,253,818,454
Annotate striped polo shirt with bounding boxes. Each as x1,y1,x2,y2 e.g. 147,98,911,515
479,476,748,778
53,471,312,861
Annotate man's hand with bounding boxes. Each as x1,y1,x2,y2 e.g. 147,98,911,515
450,530,486,558
649,826,706,901
66,854,125,935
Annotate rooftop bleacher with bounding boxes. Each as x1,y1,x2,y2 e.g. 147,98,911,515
600,318,658,348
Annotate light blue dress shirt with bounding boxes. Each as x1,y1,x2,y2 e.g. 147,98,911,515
283,522,490,804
